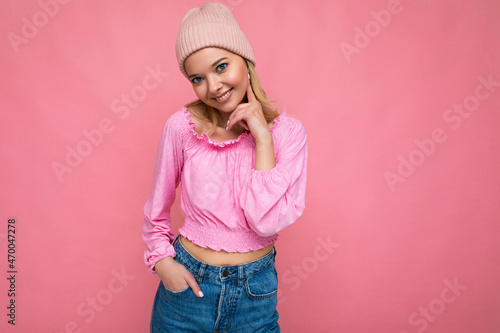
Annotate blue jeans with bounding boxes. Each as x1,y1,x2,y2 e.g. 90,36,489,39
150,235,280,333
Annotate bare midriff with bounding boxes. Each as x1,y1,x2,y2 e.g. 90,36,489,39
180,236,274,266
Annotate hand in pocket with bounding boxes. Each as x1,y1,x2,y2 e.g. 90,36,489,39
155,256,204,297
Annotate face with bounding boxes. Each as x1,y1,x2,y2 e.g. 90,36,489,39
184,47,249,114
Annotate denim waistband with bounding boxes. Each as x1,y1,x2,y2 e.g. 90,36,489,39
172,235,277,284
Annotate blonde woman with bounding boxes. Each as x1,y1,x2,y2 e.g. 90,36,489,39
142,2,308,332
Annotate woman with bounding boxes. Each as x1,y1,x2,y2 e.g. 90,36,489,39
142,2,308,332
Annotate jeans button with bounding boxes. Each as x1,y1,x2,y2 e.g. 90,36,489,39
222,269,229,277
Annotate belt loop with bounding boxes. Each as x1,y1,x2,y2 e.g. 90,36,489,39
238,265,244,286
196,262,206,284
172,234,180,246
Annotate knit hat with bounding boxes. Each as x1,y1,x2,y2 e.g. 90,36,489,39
175,2,256,79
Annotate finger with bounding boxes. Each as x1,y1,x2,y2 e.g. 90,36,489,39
162,279,187,292
227,116,249,132
226,111,240,131
239,120,249,131
184,272,203,297
246,76,256,102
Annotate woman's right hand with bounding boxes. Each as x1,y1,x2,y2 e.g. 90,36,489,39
154,256,204,297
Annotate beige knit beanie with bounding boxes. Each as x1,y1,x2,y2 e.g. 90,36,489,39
175,2,256,79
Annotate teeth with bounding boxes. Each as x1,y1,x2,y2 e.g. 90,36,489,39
215,89,232,100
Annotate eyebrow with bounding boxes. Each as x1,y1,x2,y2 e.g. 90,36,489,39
187,57,229,79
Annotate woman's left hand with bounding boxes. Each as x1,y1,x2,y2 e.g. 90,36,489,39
226,76,271,142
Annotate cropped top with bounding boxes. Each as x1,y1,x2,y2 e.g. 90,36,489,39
142,106,308,274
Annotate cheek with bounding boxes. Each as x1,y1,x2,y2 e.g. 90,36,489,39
226,70,245,86
193,86,206,99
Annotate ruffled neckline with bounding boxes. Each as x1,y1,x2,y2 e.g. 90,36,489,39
182,105,285,147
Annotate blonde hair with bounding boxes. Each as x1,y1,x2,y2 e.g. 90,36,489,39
184,59,280,136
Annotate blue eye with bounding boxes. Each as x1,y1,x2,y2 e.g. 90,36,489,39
191,63,227,84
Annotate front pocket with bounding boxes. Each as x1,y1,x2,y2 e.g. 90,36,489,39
163,282,191,295
244,264,278,299
161,254,193,296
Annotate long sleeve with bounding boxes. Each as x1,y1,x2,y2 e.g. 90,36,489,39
142,115,184,274
239,118,308,237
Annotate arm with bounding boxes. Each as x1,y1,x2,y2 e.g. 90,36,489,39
254,133,276,171
240,118,308,236
142,115,183,274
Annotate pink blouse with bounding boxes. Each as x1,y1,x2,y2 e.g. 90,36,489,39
142,106,308,274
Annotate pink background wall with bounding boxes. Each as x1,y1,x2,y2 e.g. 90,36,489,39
1,0,499,332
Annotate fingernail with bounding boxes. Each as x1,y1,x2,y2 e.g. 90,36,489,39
226,120,229,131
198,291,204,297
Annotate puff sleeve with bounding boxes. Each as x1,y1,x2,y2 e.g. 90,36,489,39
239,118,308,237
142,115,184,274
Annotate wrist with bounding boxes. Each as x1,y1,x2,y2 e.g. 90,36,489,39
254,130,273,145
155,256,175,271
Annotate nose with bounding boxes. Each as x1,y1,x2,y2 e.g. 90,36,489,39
206,75,222,95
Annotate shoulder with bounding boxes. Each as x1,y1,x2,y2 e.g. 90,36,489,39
171,107,190,123
160,106,191,139
275,112,307,138
185,104,205,121
165,105,197,127
185,105,211,134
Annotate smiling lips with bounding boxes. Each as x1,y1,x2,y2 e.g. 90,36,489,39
214,88,233,102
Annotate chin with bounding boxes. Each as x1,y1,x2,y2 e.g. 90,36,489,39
219,101,238,111
208,98,241,113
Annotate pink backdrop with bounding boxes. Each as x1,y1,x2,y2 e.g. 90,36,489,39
1,0,499,332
